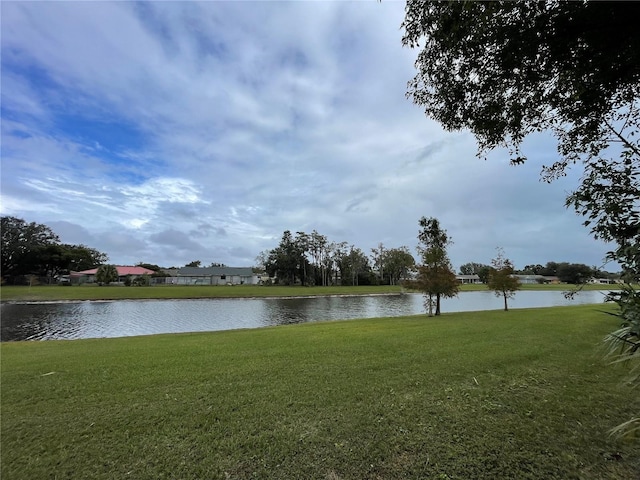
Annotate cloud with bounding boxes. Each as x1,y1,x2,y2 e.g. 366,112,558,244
0,2,613,271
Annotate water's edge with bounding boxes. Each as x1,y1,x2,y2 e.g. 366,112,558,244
1,291,610,342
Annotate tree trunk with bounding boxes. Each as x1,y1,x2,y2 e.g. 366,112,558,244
503,292,508,311
435,294,441,315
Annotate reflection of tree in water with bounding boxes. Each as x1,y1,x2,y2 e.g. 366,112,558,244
261,295,416,327
1,303,89,341
262,297,323,326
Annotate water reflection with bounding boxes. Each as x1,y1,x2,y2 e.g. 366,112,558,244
1,290,609,342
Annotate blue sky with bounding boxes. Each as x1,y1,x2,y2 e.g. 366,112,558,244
1,1,614,271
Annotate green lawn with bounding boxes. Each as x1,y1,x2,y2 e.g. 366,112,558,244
0,284,405,302
0,282,616,302
2,305,638,479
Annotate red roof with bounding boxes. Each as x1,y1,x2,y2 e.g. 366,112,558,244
73,266,155,276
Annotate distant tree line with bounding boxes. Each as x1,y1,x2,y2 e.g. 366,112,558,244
182,260,227,268
1,216,108,285
257,230,415,286
518,262,606,284
259,228,618,289
459,260,618,285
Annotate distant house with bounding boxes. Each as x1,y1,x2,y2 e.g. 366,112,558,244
456,274,482,284
587,277,620,285
511,274,544,284
168,267,257,286
511,274,560,284
71,265,155,284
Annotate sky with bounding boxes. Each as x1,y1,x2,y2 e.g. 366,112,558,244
0,1,615,272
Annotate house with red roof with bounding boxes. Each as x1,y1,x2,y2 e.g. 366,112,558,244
71,266,155,284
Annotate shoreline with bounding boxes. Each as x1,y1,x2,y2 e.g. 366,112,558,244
0,284,620,305
1,292,409,305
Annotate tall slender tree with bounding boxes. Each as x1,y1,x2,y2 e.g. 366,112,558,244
487,248,521,311
370,242,386,285
416,217,458,316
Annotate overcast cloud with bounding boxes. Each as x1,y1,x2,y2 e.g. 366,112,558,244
1,1,613,271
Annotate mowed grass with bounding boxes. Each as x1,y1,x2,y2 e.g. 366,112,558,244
2,305,639,479
0,282,615,303
0,284,405,302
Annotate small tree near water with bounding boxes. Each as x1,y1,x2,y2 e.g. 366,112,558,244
487,248,520,311
416,217,459,316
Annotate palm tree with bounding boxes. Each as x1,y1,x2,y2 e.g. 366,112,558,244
603,285,640,440
96,264,119,285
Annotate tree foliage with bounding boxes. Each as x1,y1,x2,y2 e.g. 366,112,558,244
520,261,595,283
603,285,640,440
1,216,107,283
402,1,640,275
382,247,415,286
263,231,373,287
65,245,108,272
567,147,640,280
521,264,544,275
264,231,305,285
459,262,491,283
403,1,639,165
370,243,386,284
403,1,639,438
1,216,59,278
95,264,118,285
131,275,150,287
339,246,370,286
487,248,521,311
136,263,169,277
459,262,483,276
416,217,458,316
556,263,594,284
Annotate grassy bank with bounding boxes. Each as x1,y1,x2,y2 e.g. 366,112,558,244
0,282,615,302
0,284,405,302
2,305,638,479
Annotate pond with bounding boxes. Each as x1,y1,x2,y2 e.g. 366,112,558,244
0,290,610,342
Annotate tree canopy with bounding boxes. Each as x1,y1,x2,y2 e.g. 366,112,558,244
403,0,639,439
1,216,59,279
459,262,491,283
402,1,640,276
1,216,107,283
381,246,415,286
403,1,639,165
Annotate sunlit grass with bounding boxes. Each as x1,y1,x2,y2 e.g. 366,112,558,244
2,304,638,479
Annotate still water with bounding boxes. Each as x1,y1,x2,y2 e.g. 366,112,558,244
1,290,609,341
